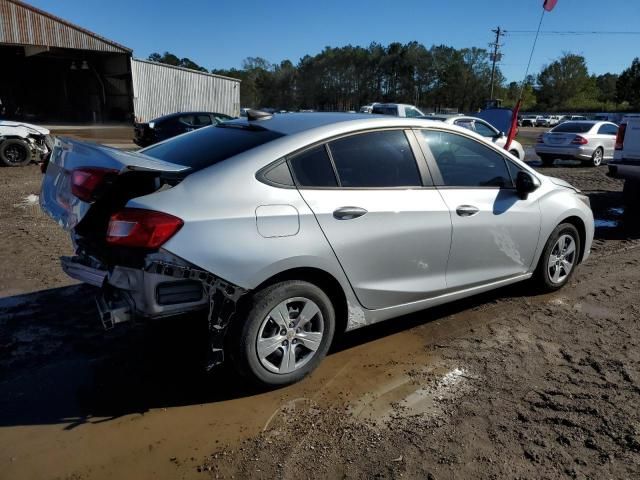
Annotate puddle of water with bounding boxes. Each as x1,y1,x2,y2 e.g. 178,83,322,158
594,219,618,228
0,290,500,480
609,207,625,216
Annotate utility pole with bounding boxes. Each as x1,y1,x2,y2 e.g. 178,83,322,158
489,26,505,100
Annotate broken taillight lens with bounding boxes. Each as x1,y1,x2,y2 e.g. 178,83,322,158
71,168,117,202
106,209,183,249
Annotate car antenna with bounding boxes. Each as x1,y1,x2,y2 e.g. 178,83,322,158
246,109,273,121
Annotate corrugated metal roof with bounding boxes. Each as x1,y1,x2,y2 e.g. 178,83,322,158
131,59,241,121
0,0,131,53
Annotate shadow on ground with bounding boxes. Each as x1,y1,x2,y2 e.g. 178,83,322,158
0,278,535,430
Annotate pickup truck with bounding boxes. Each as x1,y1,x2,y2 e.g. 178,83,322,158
608,114,640,209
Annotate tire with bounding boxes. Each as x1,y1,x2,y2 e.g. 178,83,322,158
509,149,520,159
589,147,604,167
539,154,554,167
230,280,335,387
534,223,581,292
0,139,31,167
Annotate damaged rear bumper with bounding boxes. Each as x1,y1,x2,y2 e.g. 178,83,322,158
60,254,232,324
62,254,247,367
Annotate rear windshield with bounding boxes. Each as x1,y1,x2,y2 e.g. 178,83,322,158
142,125,284,171
552,122,595,133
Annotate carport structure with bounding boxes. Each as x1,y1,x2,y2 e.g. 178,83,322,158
0,0,133,122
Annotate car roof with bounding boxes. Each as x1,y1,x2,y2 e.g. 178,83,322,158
224,112,414,135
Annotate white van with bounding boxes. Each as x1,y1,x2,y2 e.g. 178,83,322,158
608,114,640,208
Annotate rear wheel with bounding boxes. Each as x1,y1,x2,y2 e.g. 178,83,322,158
509,149,520,159
0,139,31,167
534,223,581,292
589,147,604,167
230,280,335,387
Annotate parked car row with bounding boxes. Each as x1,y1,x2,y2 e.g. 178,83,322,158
520,114,586,127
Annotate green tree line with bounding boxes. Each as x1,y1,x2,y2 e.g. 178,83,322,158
148,44,640,112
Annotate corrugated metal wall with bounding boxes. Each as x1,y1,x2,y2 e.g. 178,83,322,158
131,59,241,122
0,0,130,53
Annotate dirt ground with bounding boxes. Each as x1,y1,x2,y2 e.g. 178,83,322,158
1,138,640,479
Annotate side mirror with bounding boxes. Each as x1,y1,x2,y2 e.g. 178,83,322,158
499,131,506,138
516,171,539,200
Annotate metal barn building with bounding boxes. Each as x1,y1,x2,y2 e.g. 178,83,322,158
0,0,240,123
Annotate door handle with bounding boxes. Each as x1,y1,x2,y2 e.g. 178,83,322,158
333,206,368,220
456,205,479,217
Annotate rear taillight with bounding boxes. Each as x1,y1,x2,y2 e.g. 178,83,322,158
71,168,117,202
106,209,183,249
571,135,589,145
536,134,544,143
615,123,627,150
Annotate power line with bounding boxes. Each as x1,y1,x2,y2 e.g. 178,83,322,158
506,30,640,36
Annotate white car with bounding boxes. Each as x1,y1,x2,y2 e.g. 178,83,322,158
432,115,526,160
371,103,425,118
0,120,52,167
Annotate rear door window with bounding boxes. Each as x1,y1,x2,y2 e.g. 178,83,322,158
143,125,284,172
288,145,338,187
405,107,422,118
473,121,498,138
194,114,213,126
179,114,195,126
420,130,511,188
328,130,422,187
597,123,618,135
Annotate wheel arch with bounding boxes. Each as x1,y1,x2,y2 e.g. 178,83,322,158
559,215,587,263
254,267,349,334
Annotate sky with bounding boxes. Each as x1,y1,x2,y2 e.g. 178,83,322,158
26,0,640,82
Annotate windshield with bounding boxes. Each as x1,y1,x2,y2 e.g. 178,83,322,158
551,122,595,133
143,125,284,171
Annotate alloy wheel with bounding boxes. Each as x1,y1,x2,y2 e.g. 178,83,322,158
592,148,603,166
256,297,324,374
547,234,576,284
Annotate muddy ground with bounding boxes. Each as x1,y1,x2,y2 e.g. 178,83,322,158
1,136,640,479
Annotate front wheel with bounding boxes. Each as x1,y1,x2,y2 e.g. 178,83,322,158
230,280,335,387
509,149,520,159
534,223,581,292
0,139,31,167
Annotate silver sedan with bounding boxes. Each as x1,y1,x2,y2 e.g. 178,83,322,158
41,113,594,386
535,120,619,167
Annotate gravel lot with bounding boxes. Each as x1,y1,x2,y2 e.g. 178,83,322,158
0,133,639,479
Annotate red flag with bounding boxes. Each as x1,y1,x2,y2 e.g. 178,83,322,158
504,99,522,151
543,0,558,11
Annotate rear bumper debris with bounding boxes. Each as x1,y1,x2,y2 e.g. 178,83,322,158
61,256,107,287
61,254,248,368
